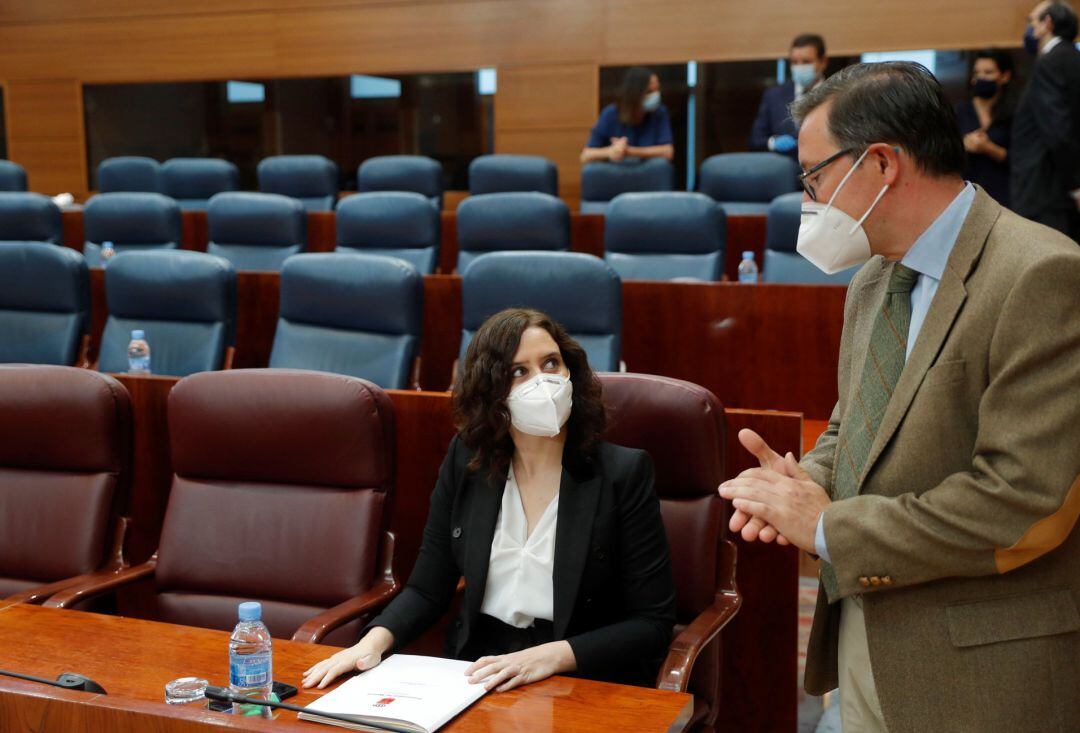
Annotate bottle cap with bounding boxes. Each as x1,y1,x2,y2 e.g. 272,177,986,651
131,329,145,340
238,601,262,621
102,241,114,249
742,251,754,260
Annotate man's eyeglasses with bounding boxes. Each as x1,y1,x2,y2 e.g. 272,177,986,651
799,148,854,202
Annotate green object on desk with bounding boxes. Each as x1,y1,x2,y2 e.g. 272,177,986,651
240,691,279,716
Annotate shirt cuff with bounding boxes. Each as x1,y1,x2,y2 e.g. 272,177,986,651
814,512,831,563
767,136,776,152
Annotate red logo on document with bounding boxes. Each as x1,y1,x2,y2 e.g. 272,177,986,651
374,697,395,708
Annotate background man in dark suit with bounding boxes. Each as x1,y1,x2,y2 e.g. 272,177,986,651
1011,0,1080,242
749,33,829,158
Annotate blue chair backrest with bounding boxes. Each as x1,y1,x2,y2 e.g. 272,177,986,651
270,253,423,389
604,192,726,281
207,192,306,272
0,242,90,365
357,155,443,209
83,192,182,266
0,161,28,192
163,158,240,210
469,155,558,196
0,193,62,244
97,156,164,193
698,153,799,215
257,155,339,212
579,159,674,214
762,192,857,284
336,192,440,274
98,250,236,377
460,251,621,372
456,192,570,273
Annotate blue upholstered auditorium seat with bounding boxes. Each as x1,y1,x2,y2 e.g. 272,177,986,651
698,153,799,216
163,158,240,210
0,193,62,244
98,250,236,377
0,242,90,366
0,160,28,192
207,192,306,272
97,156,164,194
269,253,423,389
336,192,440,274
257,155,339,212
456,192,570,273
460,251,621,372
468,155,558,196
579,158,674,214
83,193,182,266
357,155,443,209
762,192,857,285
604,192,726,281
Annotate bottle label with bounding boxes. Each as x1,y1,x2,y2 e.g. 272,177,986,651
230,652,271,688
128,356,151,374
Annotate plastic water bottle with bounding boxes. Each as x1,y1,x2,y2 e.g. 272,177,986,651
127,330,151,375
737,251,759,283
100,240,116,262
229,601,273,716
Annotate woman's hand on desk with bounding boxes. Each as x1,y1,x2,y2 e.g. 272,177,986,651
301,626,394,689
465,640,577,692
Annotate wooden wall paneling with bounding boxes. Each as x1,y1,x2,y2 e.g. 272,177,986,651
3,80,86,195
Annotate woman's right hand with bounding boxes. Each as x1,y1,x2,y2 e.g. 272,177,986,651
301,627,394,689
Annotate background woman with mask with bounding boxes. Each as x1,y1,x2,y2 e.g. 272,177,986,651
580,66,675,163
955,49,1014,205
302,308,676,693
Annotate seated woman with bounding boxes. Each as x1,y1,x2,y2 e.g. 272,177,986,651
955,49,1014,206
303,308,676,692
580,66,675,164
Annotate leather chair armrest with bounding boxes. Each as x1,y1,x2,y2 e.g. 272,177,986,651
43,556,158,609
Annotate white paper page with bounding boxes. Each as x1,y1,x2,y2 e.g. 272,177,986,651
302,654,488,733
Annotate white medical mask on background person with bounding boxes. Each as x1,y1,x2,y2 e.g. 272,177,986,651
507,373,573,438
642,90,661,112
796,148,890,274
791,63,818,88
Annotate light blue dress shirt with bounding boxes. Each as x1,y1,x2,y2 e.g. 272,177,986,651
814,183,976,562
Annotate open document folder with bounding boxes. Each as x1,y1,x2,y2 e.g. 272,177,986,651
299,655,489,733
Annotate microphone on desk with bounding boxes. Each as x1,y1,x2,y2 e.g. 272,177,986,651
0,668,107,694
203,686,404,732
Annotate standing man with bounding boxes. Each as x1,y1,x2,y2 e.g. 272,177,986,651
721,62,1080,732
749,34,829,158
1011,0,1080,241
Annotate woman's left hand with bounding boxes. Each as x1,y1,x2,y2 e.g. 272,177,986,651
464,640,577,692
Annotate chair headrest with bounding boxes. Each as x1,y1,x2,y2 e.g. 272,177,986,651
336,192,439,250
280,253,423,335
357,155,443,199
0,192,62,243
84,192,181,245
0,365,131,473
257,155,339,199
580,159,674,202
764,192,804,253
469,155,558,196
97,156,164,193
208,192,306,247
604,192,726,255
0,160,28,192
168,369,395,489
0,242,88,313
599,373,725,498
104,250,236,324
699,152,799,203
457,192,570,253
163,158,240,200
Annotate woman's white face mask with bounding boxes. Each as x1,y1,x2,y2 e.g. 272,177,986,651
796,148,890,274
506,373,573,438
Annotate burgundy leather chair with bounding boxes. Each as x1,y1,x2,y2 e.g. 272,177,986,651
600,372,740,733
0,365,132,604
48,369,400,646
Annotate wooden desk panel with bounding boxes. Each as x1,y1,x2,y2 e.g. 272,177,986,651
0,604,692,733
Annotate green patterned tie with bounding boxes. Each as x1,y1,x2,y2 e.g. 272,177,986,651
820,263,919,600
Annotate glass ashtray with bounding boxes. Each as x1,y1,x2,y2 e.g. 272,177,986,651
165,676,208,705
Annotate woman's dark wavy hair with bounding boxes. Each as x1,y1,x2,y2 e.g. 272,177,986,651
453,308,606,478
617,66,655,126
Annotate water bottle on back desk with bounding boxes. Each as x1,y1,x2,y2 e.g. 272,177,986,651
127,330,151,375
737,251,759,283
229,601,273,717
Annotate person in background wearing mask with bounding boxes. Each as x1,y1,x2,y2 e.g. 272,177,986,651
581,67,674,163
955,49,1014,206
1012,0,1080,241
303,308,676,693
720,62,1080,732
749,33,828,158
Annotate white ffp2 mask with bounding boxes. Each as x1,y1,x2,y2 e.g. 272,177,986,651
796,148,889,274
507,374,573,438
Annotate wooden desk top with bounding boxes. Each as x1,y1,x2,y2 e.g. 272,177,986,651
0,604,692,733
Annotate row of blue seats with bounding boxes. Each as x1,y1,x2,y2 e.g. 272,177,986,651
0,189,855,283
0,245,627,387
